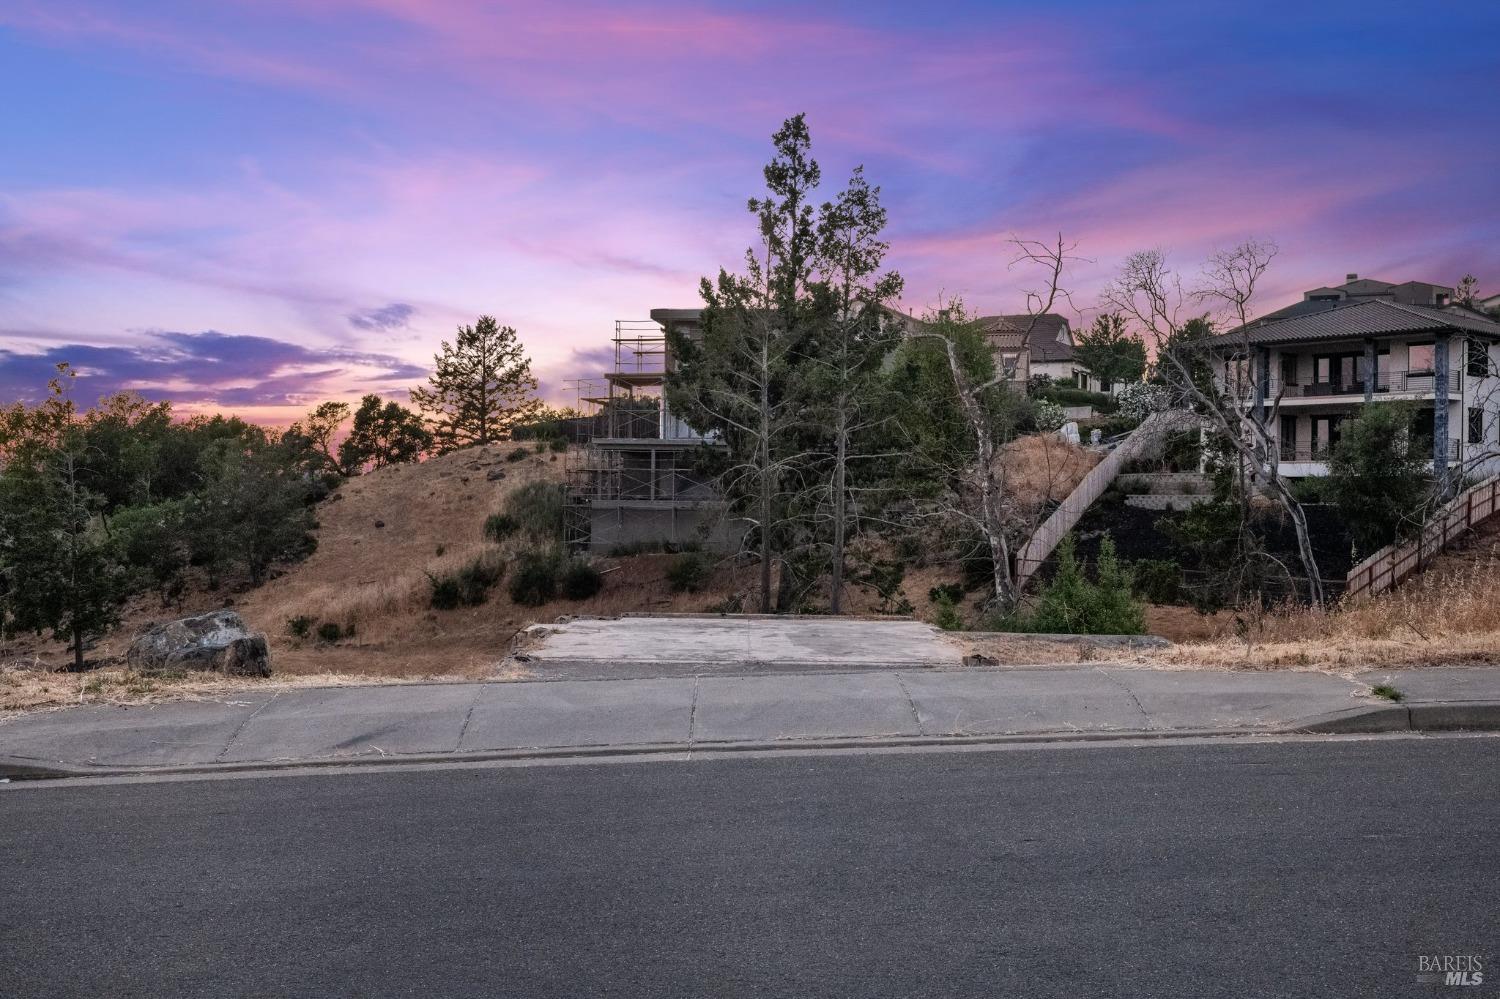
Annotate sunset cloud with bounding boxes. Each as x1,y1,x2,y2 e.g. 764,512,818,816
2,1,1497,422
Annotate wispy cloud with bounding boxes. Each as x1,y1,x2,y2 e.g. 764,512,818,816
348,302,416,331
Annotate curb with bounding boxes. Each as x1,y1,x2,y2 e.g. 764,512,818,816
6,701,1500,782
1291,700,1500,735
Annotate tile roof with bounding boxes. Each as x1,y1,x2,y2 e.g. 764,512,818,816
978,314,1074,361
1212,299,1500,347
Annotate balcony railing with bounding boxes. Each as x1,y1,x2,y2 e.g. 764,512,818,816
1265,365,1464,399
1279,439,1461,463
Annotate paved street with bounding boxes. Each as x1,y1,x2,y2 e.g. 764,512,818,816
4,737,1498,998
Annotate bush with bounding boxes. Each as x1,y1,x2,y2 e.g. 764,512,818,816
1162,430,1201,472
666,551,713,593
286,615,314,639
1032,399,1067,432
1132,559,1184,605
1013,534,1145,635
483,512,518,542
1115,382,1171,423
928,582,964,604
1289,476,1332,505
506,446,530,463
428,574,462,610
503,481,565,544
932,591,963,631
549,437,568,453
316,621,344,643
560,559,604,600
509,550,560,606
426,552,504,610
457,552,505,605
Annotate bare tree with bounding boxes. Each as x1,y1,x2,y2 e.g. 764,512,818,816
1103,241,1328,607
903,234,1080,610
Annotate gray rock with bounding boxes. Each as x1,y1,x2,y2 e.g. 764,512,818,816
126,610,272,677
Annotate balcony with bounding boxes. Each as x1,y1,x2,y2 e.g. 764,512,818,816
1279,439,1461,464
1266,365,1464,400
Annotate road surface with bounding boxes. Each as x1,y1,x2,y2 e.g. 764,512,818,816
4,736,1497,997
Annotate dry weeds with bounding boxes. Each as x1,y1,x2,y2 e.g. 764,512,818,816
1143,520,1500,670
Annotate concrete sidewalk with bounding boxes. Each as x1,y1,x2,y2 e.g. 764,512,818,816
4,665,1500,777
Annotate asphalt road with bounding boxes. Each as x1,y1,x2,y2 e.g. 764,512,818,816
3,737,1498,998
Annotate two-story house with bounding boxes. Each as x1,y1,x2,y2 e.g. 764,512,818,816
974,314,1115,392
1207,275,1500,481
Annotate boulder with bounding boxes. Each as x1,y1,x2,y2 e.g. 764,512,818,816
126,611,272,677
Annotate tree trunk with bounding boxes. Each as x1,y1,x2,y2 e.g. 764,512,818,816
758,337,773,614
73,625,85,672
830,412,847,614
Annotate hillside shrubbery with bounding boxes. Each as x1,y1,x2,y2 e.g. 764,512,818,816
0,369,350,666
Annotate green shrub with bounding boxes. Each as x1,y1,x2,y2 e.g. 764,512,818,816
483,512,519,542
549,437,568,453
928,582,964,604
506,446,530,463
560,559,603,600
503,481,564,543
1289,476,1332,505
1015,534,1145,635
286,615,314,639
457,552,505,605
1132,559,1183,605
428,574,462,610
316,621,344,643
932,591,963,631
665,551,713,593
1162,430,1201,472
509,550,560,606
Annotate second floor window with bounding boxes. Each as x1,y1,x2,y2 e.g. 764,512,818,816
1470,408,1485,446
1469,341,1490,378
1000,354,1021,379
1408,342,1435,374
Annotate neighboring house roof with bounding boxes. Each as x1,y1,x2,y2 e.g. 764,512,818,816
1211,299,1500,348
976,314,1074,362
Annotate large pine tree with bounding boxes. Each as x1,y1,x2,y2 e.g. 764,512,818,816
411,316,541,452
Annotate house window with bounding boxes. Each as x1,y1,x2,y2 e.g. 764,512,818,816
1279,354,1298,387
1000,354,1021,379
1312,353,1360,394
1280,415,1299,460
1407,342,1435,374
1312,415,1343,457
1470,408,1484,446
1468,340,1491,378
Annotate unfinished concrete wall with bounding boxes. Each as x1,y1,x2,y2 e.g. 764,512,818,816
587,502,749,554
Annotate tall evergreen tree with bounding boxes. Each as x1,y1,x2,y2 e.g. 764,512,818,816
803,167,903,611
411,316,541,452
667,115,825,612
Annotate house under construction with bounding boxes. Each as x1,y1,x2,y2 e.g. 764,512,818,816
565,309,747,554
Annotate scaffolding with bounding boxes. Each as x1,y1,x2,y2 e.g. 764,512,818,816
563,316,735,552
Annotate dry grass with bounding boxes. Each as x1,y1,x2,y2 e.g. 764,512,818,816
998,434,1101,514
1143,519,1500,670
0,663,419,713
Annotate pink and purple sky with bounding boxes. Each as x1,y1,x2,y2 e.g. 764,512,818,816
3,1,1498,422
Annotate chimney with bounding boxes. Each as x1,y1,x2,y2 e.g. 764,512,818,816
1346,273,1359,282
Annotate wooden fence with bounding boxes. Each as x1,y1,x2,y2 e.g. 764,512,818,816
1015,409,1197,593
1343,475,1500,601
